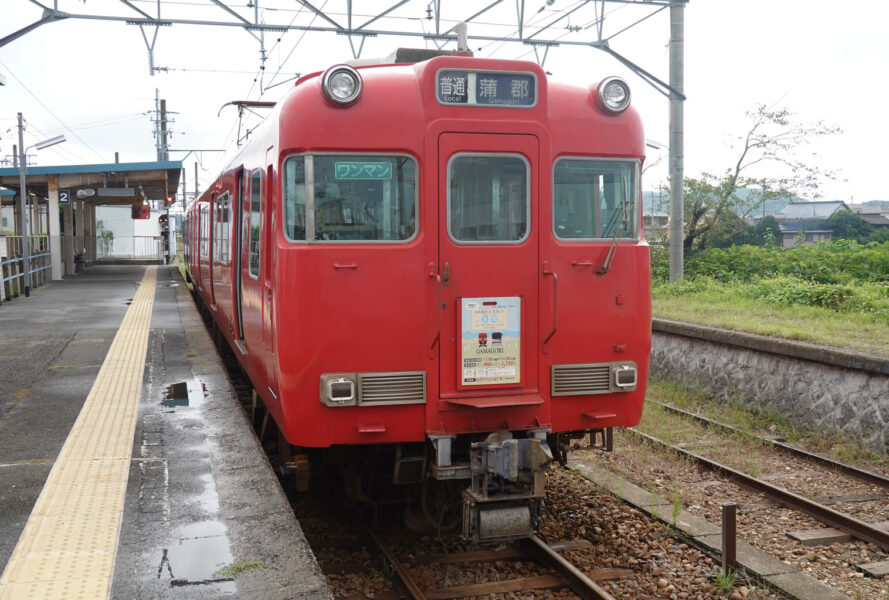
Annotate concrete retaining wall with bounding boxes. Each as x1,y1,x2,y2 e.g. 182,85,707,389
650,319,889,452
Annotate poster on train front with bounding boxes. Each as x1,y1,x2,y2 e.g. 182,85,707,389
460,297,521,387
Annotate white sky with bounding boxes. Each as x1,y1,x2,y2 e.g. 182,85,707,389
1,1,887,203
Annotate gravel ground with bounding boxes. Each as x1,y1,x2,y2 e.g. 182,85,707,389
574,429,889,600
539,468,783,600
303,466,788,600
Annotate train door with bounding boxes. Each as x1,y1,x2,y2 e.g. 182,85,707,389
262,161,275,351
241,170,265,376
213,192,232,320
208,194,217,308
233,170,246,352
262,158,278,395
199,203,211,295
437,133,540,406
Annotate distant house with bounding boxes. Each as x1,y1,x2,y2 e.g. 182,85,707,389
1,187,14,232
848,203,889,230
776,201,849,247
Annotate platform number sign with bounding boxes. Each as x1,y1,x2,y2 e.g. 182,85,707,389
59,190,70,204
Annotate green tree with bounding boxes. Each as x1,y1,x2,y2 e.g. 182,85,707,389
678,105,840,254
731,215,780,247
827,210,873,242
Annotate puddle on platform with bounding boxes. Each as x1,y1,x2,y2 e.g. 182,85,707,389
152,467,236,591
156,522,236,592
194,473,221,514
160,378,208,408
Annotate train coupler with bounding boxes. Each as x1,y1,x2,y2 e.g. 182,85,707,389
461,431,552,544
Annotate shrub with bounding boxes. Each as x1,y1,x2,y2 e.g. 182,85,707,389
678,240,889,284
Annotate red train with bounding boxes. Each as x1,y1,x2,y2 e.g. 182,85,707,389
184,50,650,543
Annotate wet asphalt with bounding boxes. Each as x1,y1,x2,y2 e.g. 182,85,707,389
0,264,329,599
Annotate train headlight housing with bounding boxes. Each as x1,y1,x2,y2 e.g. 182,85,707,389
596,77,631,115
322,65,363,107
320,374,358,406
328,378,356,404
612,364,638,390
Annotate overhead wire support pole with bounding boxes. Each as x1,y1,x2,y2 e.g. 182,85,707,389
516,0,525,40
293,0,344,31
0,9,68,47
464,0,506,26
668,0,685,283
117,0,152,20
16,113,32,297
598,44,684,99
524,0,591,42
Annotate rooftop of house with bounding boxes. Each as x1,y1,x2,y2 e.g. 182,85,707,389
779,201,848,220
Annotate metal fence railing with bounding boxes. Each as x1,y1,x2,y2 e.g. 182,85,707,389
1,236,51,302
96,236,165,262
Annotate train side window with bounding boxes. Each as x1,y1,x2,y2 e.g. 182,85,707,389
552,159,638,240
241,171,250,267
200,204,209,257
448,155,528,243
283,157,306,240
248,171,262,278
215,193,230,265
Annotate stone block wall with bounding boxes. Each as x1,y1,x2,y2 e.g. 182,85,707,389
650,319,889,452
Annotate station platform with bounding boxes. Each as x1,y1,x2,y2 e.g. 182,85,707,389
0,264,330,599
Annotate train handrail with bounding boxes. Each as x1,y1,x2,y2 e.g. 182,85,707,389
428,263,441,359
542,261,557,353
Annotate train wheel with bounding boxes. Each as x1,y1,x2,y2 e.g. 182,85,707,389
421,477,463,536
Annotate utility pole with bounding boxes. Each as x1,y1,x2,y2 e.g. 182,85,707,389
16,113,32,296
153,89,173,162
152,90,174,261
668,2,685,283
159,99,169,161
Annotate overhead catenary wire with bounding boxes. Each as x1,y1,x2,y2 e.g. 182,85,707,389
0,59,107,163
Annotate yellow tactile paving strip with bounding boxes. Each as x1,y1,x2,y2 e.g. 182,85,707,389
0,267,157,600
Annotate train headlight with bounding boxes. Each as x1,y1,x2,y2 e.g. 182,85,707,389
596,77,631,115
322,65,363,107
320,374,358,406
328,378,355,403
612,364,638,390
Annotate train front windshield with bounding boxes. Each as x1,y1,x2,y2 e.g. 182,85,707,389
552,159,638,240
283,155,418,242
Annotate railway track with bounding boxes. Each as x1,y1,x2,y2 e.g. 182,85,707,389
625,424,889,551
365,528,619,600
649,399,889,490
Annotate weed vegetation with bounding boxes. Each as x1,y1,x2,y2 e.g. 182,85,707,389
651,241,889,357
645,377,889,475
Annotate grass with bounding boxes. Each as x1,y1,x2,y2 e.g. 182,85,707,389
652,282,889,358
712,569,738,593
645,376,889,475
212,559,269,579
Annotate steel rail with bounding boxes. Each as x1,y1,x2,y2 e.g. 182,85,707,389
626,428,889,551
522,535,617,600
364,527,427,600
650,400,889,490
367,526,617,600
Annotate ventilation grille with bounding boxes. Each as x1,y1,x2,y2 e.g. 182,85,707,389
358,371,426,405
551,363,611,396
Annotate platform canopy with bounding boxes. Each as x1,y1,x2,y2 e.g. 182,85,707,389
0,160,182,206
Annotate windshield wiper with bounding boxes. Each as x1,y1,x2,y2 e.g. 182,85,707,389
596,179,631,275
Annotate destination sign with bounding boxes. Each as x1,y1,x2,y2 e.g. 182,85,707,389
334,161,392,180
436,70,537,108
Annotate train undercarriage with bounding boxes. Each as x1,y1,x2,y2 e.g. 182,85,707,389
283,427,613,545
